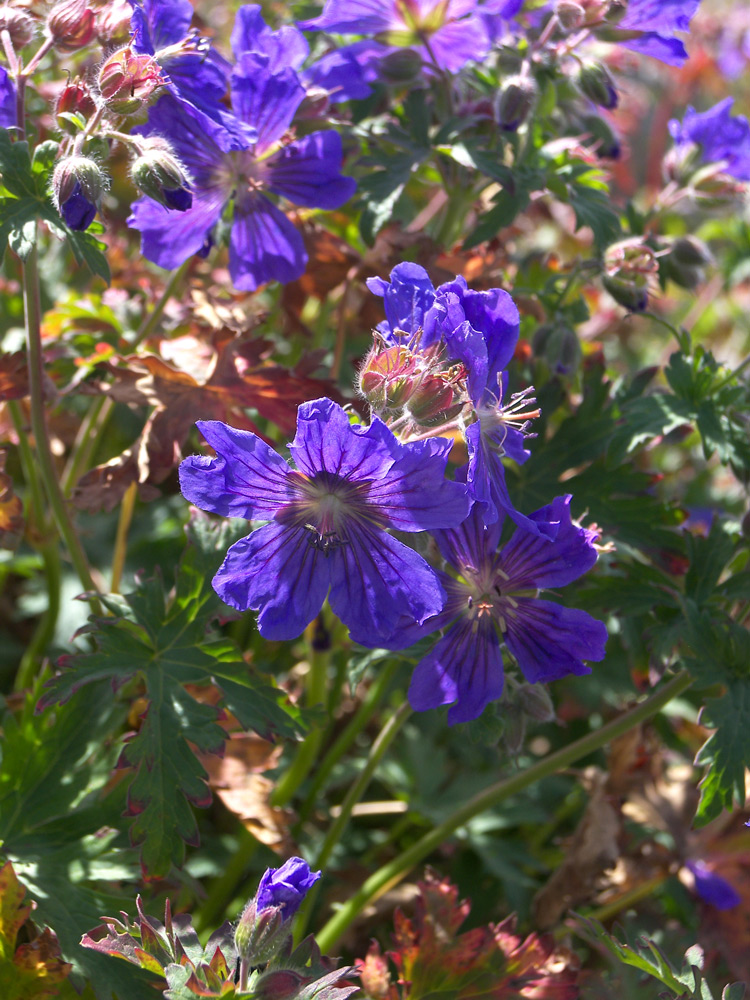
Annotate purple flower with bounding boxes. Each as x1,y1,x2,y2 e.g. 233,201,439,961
298,0,492,74
404,497,607,723
60,182,98,231
669,98,750,181
179,398,470,644
128,0,230,110
128,55,356,290
0,67,16,129
616,0,701,66
368,264,553,534
256,857,321,919
686,860,742,910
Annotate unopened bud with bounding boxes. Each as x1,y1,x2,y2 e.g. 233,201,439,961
495,75,537,132
688,163,747,211
532,319,581,374
379,47,423,83
671,235,712,268
406,374,461,425
52,155,103,230
502,706,526,756
358,343,422,413
47,0,95,52
579,113,620,158
55,77,97,133
98,46,165,115
577,62,618,109
602,274,648,312
358,944,392,1000
0,6,35,48
555,0,585,30
234,902,289,968
660,235,712,289
254,970,306,1000
517,683,556,723
131,140,192,211
662,141,700,185
296,86,330,120
95,0,132,43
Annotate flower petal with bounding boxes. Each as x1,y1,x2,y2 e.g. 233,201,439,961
229,196,307,291
231,5,309,69
267,131,356,209
504,598,607,684
329,525,446,646
366,262,436,338
213,523,331,637
128,190,226,271
408,616,504,724
420,17,490,73
179,420,294,519
289,398,397,481
297,0,397,34
231,53,305,148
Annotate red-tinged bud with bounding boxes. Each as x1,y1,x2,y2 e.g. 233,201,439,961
357,942,392,1000
98,46,165,115
47,0,96,52
55,77,97,133
0,6,36,48
358,343,424,414
234,902,289,968
555,0,585,30
495,75,537,132
577,61,618,109
688,163,747,212
406,374,461,425
662,140,699,185
95,0,132,43
253,969,306,1000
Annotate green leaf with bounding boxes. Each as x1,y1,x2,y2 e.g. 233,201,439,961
607,393,693,466
567,184,621,247
7,216,36,259
38,517,303,876
684,521,737,606
695,675,750,825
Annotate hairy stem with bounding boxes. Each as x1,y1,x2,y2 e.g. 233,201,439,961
22,241,101,614
315,669,694,952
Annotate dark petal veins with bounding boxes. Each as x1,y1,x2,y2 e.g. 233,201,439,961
267,131,356,209
289,398,397,481
408,615,504,724
329,525,446,647
421,16,490,73
504,598,607,684
431,502,504,574
229,196,307,292
231,54,305,148
297,0,397,34
179,420,294,519
139,0,193,51
498,495,599,589
212,523,332,637
366,263,436,337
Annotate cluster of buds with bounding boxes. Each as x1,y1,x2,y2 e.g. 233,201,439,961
52,154,105,230
358,337,467,429
660,235,713,290
602,238,659,312
55,76,97,133
46,0,96,52
131,137,192,211
97,46,165,115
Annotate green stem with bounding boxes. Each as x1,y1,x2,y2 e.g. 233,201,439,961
61,396,112,496
298,659,400,822
132,259,191,349
195,826,258,935
270,642,330,808
315,669,693,952
110,480,137,593
295,702,412,942
22,242,101,615
562,872,669,938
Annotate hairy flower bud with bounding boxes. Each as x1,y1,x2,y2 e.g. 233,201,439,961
517,683,556,722
47,0,95,52
52,155,104,230
379,47,423,83
358,343,423,414
579,112,621,158
55,77,97,132
495,75,537,132
98,46,165,115
234,902,288,968
95,0,132,43
660,236,713,290
555,0,585,30
577,62,618,109
532,318,581,374
254,970,307,1000
0,6,35,48
602,274,648,312
131,140,192,211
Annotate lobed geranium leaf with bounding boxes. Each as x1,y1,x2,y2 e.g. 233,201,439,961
694,676,750,826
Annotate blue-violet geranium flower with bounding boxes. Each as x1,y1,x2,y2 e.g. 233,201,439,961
179,398,470,644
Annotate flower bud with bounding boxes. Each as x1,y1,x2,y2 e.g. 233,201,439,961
671,235,712,268
517,683,556,722
555,0,585,30
660,236,712,289
532,319,581,374
47,0,95,52
55,77,97,133
254,970,306,1000
495,75,537,132
406,375,462,425
502,705,526,756
602,274,648,312
358,343,423,414
579,113,620,158
662,140,699,185
379,47,423,83
0,6,35,48
98,46,165,115
52,155,104,230
131,140,192,211
577,62,618,109
95,0,132,43
688,164,747,212
234,902,289,968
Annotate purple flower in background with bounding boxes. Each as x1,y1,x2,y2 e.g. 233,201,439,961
179,398,469,644
669,98,750,181
615,0,701,65
128,54,356,290
298,0,492,74
686,860,742,910
0,67,16,129
404,497,607,723
256,857,321,919
128,0,230,110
